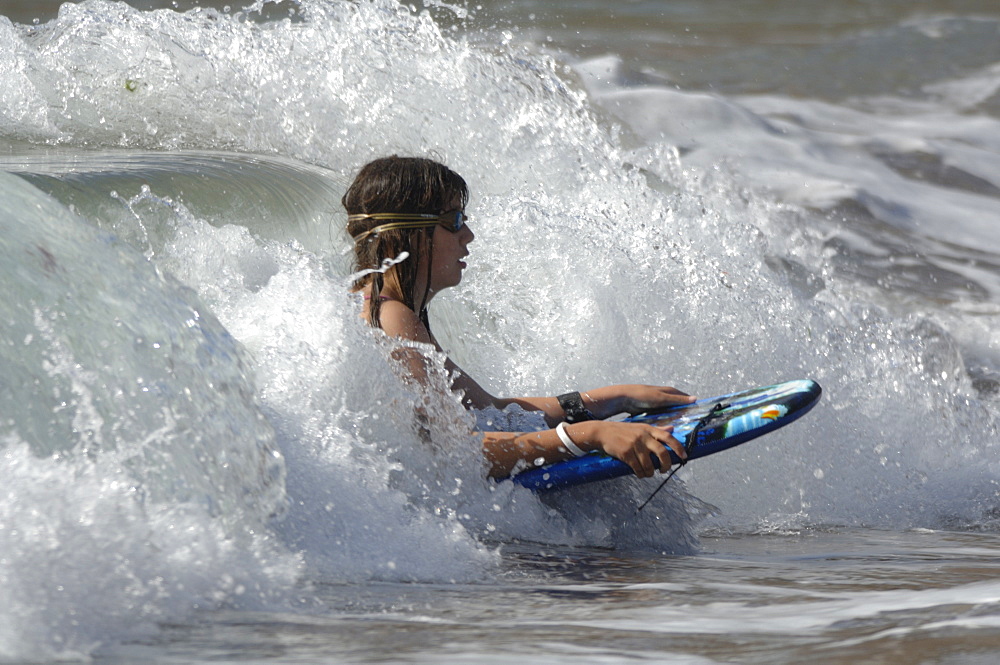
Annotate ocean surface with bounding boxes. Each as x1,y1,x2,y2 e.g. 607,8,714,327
2,0,1000,662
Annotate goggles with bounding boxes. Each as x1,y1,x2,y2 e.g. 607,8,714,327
349,211,467,241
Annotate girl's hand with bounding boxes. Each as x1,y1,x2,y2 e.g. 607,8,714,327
579,421,686,478
585,385,695,418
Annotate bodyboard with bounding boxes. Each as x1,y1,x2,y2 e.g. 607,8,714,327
511,379,822,492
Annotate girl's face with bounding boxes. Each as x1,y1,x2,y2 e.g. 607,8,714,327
428,202,474,294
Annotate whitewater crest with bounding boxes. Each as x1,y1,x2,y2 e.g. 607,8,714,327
0,171,303,660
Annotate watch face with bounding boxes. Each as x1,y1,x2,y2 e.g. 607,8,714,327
557,392,593,422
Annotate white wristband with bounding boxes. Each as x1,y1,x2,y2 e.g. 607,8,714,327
556,422,588,457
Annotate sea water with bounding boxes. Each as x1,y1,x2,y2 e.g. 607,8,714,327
1,0,999,662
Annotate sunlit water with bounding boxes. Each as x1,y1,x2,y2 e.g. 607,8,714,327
1,0,999,662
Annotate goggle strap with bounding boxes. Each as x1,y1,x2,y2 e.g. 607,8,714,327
350,212,466,241
348,213,439,222
352,220,440,242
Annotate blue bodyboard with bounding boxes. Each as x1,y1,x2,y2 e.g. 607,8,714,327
511,379,822,492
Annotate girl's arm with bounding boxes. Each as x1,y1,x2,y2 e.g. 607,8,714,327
374,302,691,476
378,303,694,417
447,373,696,424
482,420,686,479
490,385,695,425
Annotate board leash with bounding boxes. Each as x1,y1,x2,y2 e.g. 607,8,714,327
636,402,729,512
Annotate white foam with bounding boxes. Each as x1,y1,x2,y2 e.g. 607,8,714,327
0,440,299,661
0,172,303,660
570,578,1000,637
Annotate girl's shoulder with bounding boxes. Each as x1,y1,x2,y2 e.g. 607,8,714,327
378,299,433,344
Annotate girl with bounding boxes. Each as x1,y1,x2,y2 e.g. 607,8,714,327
345,156,695,479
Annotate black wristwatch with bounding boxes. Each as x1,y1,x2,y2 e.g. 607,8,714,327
557,391,596,423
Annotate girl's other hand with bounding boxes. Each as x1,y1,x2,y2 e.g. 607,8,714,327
586,384,696,418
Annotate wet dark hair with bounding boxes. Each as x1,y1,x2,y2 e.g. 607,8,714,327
343,156,469,331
